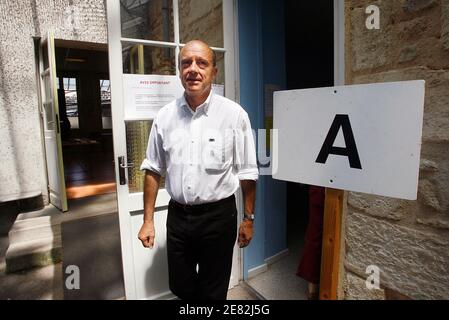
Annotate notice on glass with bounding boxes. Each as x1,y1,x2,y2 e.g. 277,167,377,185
123,74,184,120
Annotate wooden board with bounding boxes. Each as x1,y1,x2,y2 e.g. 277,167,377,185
319,188,344,300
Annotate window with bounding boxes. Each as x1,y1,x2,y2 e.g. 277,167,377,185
58,77,79,129
100,79,112,129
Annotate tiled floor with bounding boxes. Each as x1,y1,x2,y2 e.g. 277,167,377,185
246,208,309,300
247,241,308,300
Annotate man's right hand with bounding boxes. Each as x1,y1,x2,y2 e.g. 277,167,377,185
138,221,155,249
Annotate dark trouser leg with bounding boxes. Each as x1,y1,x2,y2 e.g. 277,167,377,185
196,200,237,300
166,202,199,300
167,198,237,300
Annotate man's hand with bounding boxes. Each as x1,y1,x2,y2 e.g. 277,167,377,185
138,221,155,249
238,220,253,248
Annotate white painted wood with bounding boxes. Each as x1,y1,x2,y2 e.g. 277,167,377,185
223,0,241,289
39,32,68,212
107,0,138,300
273,80,425,200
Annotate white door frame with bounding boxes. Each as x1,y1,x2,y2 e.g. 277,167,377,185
107,0,241,300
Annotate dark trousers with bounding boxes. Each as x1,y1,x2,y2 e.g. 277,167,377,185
166,195,237,300
296,186,325,284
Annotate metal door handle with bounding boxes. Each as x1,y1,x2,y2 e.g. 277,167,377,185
118,156,134,185
120,162,134,169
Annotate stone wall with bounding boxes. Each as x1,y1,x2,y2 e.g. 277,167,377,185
0,0,107,204
344,0,449,299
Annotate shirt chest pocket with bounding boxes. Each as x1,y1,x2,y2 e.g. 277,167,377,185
202,132,233,171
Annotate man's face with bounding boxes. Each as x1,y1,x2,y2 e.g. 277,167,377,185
179,42,217,97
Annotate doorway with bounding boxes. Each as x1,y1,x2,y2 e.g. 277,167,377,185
54,43,116,200
245,0,334,299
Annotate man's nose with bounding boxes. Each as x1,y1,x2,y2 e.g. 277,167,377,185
188,60,199,73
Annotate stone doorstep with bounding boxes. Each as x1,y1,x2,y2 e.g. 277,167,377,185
5,200,117,274
8,219,61,244
5,235,62,274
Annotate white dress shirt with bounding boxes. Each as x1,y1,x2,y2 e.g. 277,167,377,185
140,90,259,205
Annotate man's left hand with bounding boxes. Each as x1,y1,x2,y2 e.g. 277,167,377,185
238,220,253,248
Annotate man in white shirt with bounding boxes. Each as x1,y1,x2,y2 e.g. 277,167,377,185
138,40,258,300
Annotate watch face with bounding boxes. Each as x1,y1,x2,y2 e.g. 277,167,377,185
244,214,254,221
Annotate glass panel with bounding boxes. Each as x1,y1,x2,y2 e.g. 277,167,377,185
100,79,112,129
214,51,225,85
64,78,79,129
122,44,176,75
126,120,165,193
44,102,54,130
120,0,174,42
179,0,224,48
43,74,52,102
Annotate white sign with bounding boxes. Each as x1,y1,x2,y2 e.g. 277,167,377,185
123,74,184,120
273,80,425,200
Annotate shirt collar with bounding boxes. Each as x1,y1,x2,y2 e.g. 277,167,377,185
180,89,213,116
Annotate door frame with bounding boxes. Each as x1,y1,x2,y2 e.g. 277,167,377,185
107,0,242,299
236,0,346,299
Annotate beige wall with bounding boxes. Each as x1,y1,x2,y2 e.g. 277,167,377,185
0,0,107,204
343,0,449,299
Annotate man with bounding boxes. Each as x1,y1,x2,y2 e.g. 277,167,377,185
138,40,258,300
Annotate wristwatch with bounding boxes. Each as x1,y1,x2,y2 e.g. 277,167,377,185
243,213,255,221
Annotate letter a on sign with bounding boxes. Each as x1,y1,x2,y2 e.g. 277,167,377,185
316,115,362,169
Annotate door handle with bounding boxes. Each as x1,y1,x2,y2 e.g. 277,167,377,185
120,162,135,169
118,156,134,185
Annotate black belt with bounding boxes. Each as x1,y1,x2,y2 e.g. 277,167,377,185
169,194,235,213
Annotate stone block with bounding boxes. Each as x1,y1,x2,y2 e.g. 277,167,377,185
402,0,438,13
417,217,449,230
344,271,385,300
443,0,449,50
348,193,411,221
399,44,418,63
349,3,392,71
345,212,449,299
418,179,442,211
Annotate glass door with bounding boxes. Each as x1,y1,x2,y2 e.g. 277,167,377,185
106,0,239,300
